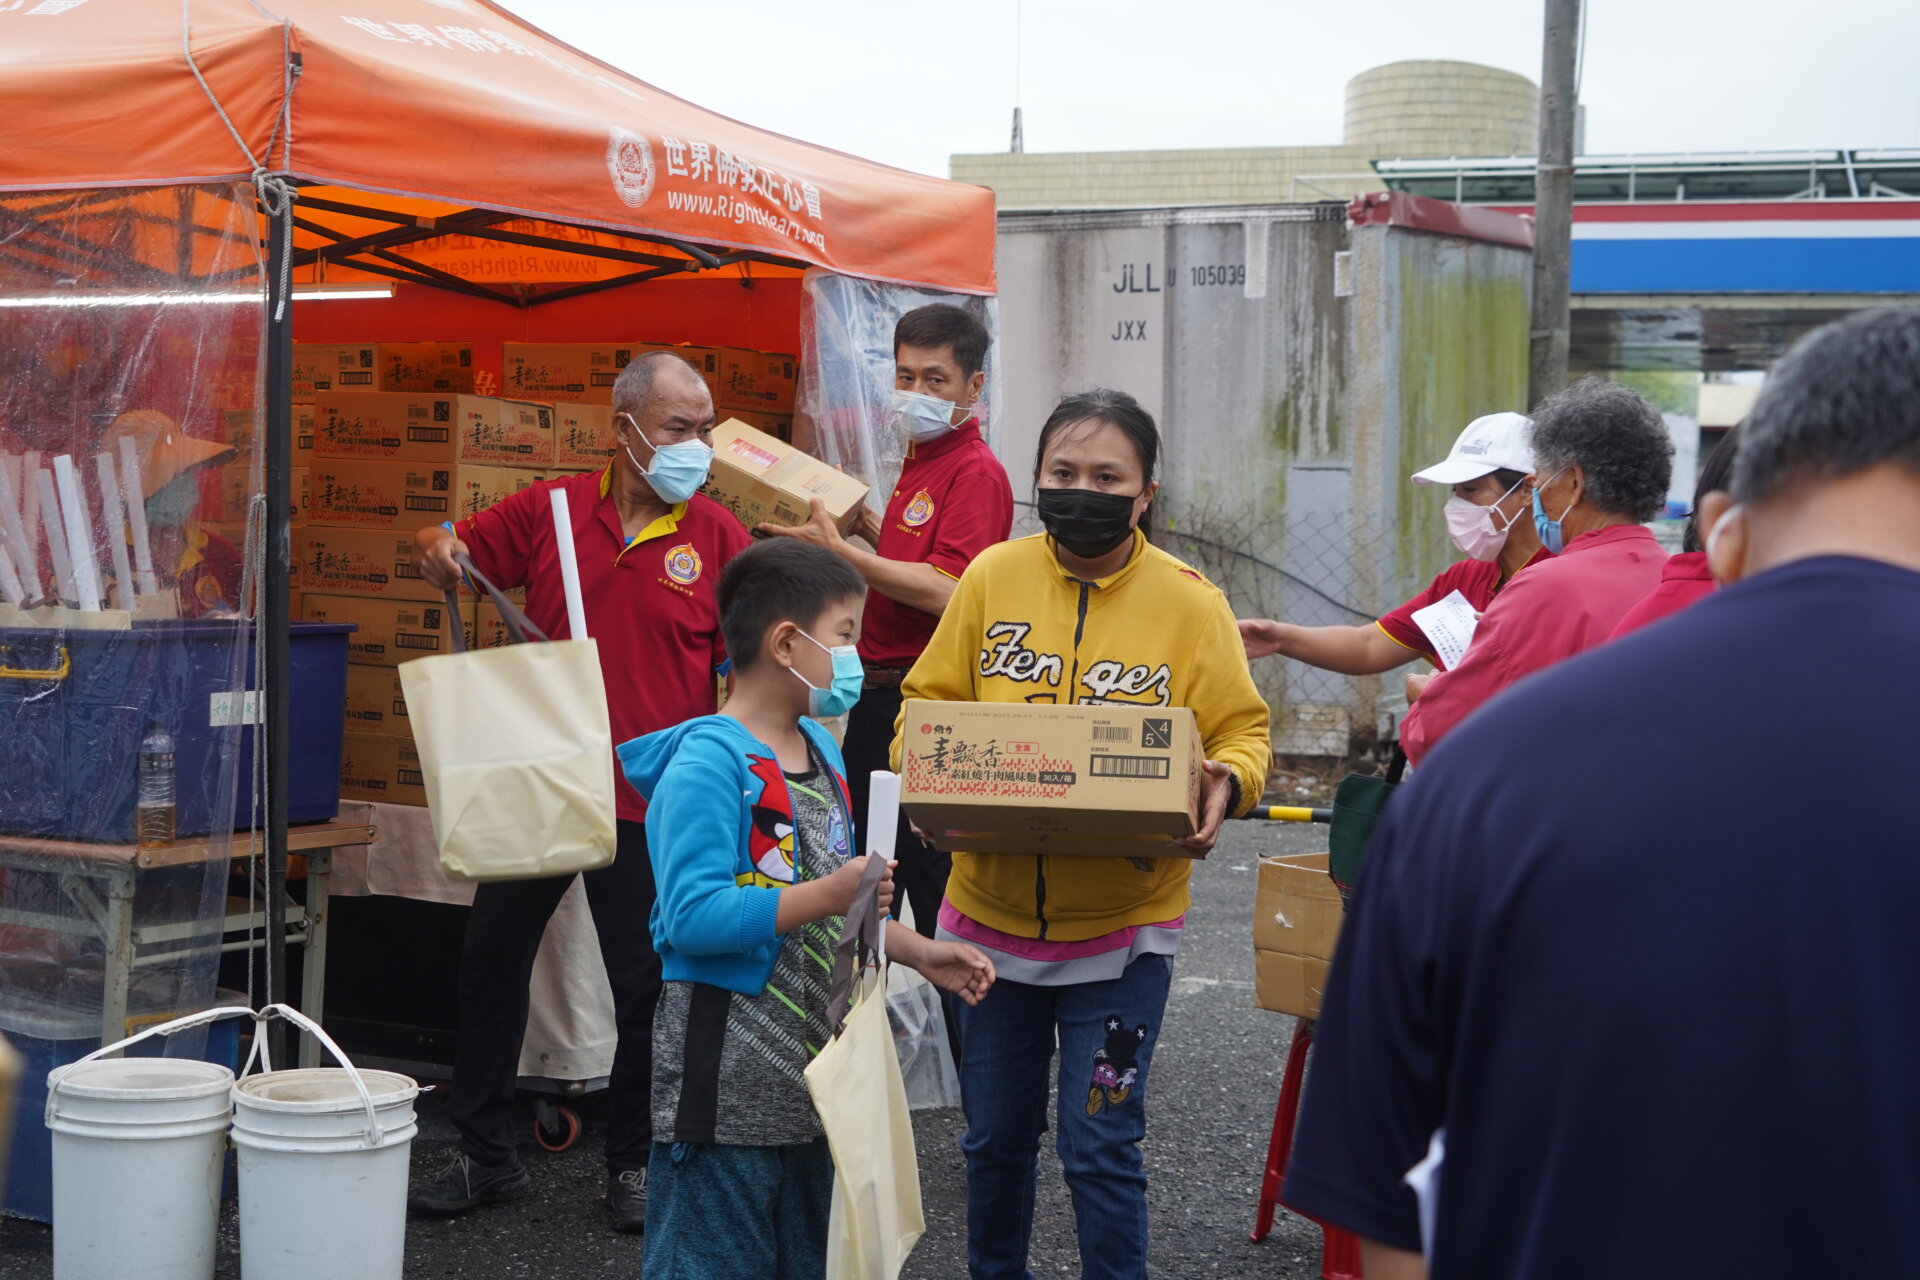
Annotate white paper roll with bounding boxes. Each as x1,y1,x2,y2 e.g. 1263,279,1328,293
0,457,41,599
52,454,102,612
0,537,24,605
95,452,136,609
867,770,902,966
35,468,76,605
549,487,588,640
22,450,41,547
118,435,158,595
866,771,901,862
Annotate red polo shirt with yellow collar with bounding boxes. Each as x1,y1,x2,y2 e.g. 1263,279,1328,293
455,466,750,820
858,419,1013,668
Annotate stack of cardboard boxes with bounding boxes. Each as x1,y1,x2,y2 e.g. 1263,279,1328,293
502,342,796,443
292,341,609,806
274,338,804,810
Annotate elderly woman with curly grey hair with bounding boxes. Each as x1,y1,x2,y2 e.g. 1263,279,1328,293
1399,377,1673,764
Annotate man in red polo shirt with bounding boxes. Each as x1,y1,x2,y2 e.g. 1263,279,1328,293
405,353,748,1232
760,304,1012,937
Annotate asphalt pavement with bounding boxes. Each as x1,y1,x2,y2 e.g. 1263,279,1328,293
0,818,1328,1279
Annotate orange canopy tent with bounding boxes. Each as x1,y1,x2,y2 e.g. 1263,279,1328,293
0,0,996,1033
0,0,996,297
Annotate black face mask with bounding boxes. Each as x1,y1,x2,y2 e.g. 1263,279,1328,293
1036,487,1141,560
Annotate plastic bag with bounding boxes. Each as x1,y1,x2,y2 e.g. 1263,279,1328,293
886,964,962,1112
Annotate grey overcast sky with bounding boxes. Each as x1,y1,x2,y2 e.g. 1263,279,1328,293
512,0,1920,179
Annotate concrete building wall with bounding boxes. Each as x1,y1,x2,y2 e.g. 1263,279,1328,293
951,146,1383,211
992,203,1531,755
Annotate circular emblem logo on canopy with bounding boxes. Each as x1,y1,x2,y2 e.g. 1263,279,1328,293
607,128,656,208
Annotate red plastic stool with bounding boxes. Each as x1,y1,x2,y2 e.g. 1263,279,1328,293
1251,1016,1363,1280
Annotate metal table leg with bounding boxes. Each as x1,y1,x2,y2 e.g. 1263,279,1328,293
299,849,332,1068
100,870,136,1051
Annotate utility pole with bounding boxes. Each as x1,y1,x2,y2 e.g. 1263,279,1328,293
1528,0,1581,408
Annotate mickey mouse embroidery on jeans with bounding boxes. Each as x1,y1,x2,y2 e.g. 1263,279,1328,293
1086,1016,1149,1116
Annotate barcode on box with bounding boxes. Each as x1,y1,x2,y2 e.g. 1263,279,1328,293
1091,725,1132,743
1089,756,1169,780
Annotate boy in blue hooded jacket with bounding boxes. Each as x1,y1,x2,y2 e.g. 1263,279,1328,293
619,539,994,1279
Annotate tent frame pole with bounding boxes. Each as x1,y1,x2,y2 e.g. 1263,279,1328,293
263,197,294,1066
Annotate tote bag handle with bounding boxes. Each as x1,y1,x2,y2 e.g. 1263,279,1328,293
444,551,548,653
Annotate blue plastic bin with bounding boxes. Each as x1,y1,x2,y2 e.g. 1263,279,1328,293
0,621,352,842
1,985,247,1223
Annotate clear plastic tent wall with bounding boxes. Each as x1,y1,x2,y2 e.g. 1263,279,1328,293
798,270,1002,503
0,183,263,1059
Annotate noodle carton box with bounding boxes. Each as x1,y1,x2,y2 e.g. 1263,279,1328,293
455,399,555,469
312,393,459,464
343,664,413,741
377,342,477,394
309,459,454,530
1252,852,1345,1020
554,403,616,470
340,732,427,806
898,701,1205,858
302,594,458,667
501,343,720,404
292,344,377,395
298,528,441,602
700,418,867,535
716,348,797,414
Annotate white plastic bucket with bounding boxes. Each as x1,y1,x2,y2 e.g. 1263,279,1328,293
46,1055,233,1280
231,1048,418,1280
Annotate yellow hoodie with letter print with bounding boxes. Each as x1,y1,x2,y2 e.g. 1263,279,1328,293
893,531,1272,942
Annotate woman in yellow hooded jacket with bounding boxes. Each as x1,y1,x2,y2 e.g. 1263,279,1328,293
893,388,1271,1280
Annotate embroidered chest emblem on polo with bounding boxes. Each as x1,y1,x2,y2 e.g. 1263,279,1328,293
663,543,703,585
901,489,935,527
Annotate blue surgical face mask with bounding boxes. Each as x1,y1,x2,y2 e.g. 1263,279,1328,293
895,389,966,443
1531,470,1575,555
790,627,863,719
621,413,713,504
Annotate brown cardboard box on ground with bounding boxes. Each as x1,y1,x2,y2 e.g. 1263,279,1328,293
343,663,413,740
340,732,427,806
554,403,616,470
302,593,458,667
309,459,454,530
700,418,867,534
1252,852,1345,1019
292,344,377,395
378,342,477,394
299,527,441,601
717,348,797,414
313,392,459,464
899,700,1204,857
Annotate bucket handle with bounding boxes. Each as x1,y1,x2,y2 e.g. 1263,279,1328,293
240,1003,386,1148
45,1004,257,1127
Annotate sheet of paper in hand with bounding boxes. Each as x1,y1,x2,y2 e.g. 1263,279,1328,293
1410,589,1479,670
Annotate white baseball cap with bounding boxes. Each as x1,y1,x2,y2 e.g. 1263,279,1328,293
1410,412,1535,486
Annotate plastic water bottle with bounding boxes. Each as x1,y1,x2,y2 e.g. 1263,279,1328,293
136,722,176,848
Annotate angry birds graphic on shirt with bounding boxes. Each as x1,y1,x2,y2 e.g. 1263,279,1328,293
739,753,798,889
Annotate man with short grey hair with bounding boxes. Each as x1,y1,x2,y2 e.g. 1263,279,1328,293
1286,307,1920,1279
407,352,749,1231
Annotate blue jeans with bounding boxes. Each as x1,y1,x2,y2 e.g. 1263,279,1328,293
643,1138,832,1280
951,953,1175,1280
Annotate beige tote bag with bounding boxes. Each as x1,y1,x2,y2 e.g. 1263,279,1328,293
804,857,925,1279
398,558,617,882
